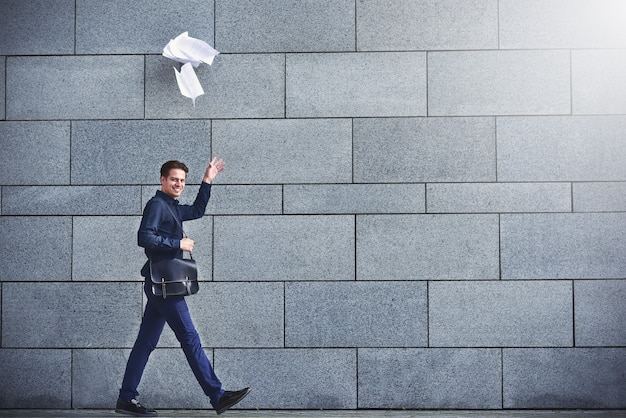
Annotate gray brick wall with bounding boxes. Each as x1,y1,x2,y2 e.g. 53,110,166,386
1,0,625,411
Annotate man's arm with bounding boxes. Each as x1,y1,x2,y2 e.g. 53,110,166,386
180,157,226,222
137,200,181,251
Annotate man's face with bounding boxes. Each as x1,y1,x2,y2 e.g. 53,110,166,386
160,168,186,199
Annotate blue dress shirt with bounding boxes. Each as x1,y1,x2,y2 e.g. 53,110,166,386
138,182,212,277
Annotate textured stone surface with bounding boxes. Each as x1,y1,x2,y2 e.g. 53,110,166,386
430,281,573,347
286,52,426,117
2,186,141,215
71,120,211,185
0,121,70,185
500,0,626,49
72,216,147,281
427,183,571,213
145,54,285,119
353,117,495,183
0,0,74,55
358,348,501,409
357,0,498,51
572,49,626,115
216,0,354,52
2,282,142,348
285,281,427,347
501,213,626,279
573,182,626,212
284,184,425,214
214,215,354,281
187,282,284,348
212,119,352,184
575,280,626,346
214,349,356,409
0,216,72,281
6,56,144,120
76,0,214,54
504,348,626,408
0,349,71,408
72,349,128,408
428,51,571,116
357,215,499,280
497,116,626,181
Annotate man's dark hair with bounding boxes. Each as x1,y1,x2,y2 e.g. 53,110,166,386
160,160,189,178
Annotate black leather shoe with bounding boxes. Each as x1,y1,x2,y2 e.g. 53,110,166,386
115,398,158,416
215,387,251,415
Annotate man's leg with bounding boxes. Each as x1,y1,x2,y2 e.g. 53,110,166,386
150,294,225,406
119,299,166,402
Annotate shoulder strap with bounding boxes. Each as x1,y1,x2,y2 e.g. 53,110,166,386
156,198,194,260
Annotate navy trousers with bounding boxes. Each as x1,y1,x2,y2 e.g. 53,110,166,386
119,281,224,407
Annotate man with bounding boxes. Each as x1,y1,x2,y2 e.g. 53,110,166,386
116,159,250,416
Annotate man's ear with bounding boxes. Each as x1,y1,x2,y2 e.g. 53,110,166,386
160,176,166,186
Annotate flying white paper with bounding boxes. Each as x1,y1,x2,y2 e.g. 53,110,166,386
163,31,219,67
163,32,219,105
174,63,205,106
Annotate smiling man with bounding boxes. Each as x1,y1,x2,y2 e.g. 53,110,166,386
116,159,251,416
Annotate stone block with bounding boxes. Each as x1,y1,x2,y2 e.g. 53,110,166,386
353,117,495,183
574,182,626,212
76,0,214,54
214,215,354,281
358,348,501,409
357,0,498,51
284,184,425,214
145,54,284,118
72,216,151,281
2,282,142,348
0,216,71,281
356,215,499,280
285,281,427,347
0,0,74,55
428,50,570,116
286,52,426,117
206,185,282,215
0,349,71,408
501,213,626,279
212,119,352,184
216,0,354,52
427,182,572,213
575,280,626,346
214,349,356,409
504,348,626,408
6,56,144,120
497,116,626,182
72,349,128,408
429,281,573,347
2,186,141,215
0,121,70,185
573,50,626,115
71,120,211,185
500,0,626,49
182,282,284,348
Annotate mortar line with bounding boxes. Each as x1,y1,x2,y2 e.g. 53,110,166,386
572,279,576,347
354,0,358,51
426,280,430,347
500,348,504,409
